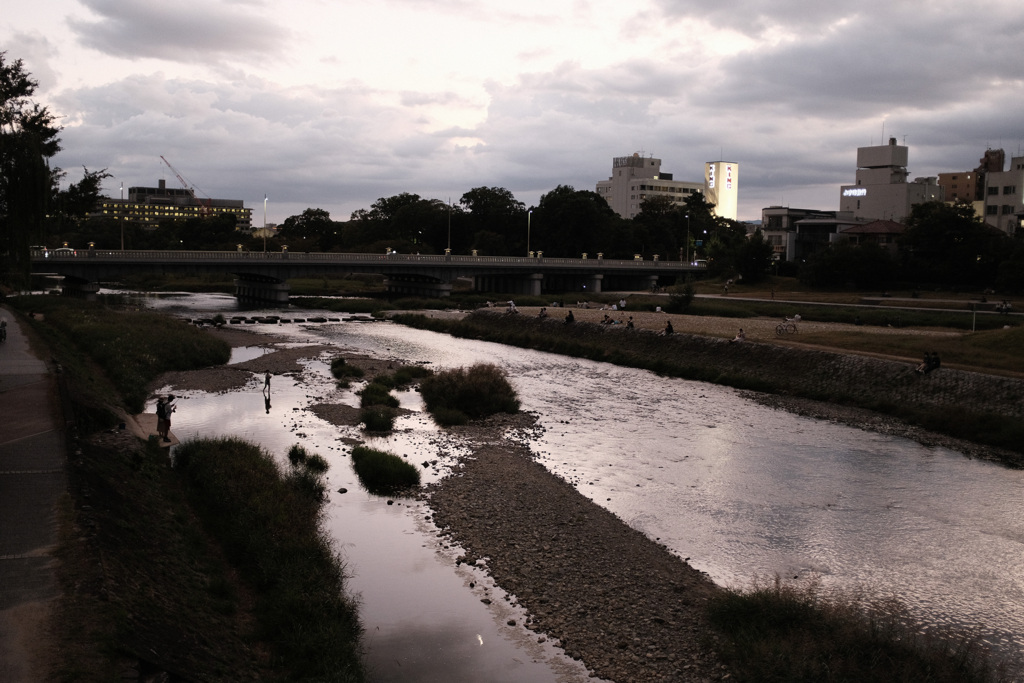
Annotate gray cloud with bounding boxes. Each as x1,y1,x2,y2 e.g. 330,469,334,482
68,0,288,64
3,32,60,93
46,0,1024,225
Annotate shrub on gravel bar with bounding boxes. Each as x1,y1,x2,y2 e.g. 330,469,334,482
419,363,520,426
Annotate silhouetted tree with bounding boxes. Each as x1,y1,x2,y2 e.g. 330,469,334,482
899,201,1011,286
0,53,62,286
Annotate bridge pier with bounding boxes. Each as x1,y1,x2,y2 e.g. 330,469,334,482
235,275,290,305
587,274,604,294
61,279,100,300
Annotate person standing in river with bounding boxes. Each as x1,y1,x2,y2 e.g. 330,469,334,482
155,397,168,441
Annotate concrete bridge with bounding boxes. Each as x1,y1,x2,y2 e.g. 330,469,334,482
30,248,705,303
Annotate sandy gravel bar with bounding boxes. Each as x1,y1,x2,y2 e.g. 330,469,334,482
426,417,727,683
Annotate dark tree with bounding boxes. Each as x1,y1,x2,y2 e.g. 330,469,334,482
532,185,620,258
799,242,896,290
734,229,774,284
633,195,684,260
280,208,334,240
899,201,1011,286
0,53,62,286
49,166,111,234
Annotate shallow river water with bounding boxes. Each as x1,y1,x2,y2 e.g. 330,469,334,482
144,293,1024,679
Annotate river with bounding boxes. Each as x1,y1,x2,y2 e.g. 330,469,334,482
142,293,1024,680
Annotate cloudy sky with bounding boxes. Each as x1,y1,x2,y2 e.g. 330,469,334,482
4,0,1023,225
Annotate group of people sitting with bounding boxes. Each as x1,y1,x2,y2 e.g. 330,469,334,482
916,352,941,374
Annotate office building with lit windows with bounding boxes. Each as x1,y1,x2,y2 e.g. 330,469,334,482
91,179,252,230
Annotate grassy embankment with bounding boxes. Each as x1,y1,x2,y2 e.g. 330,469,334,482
707,576,1008,682
7,296,364,682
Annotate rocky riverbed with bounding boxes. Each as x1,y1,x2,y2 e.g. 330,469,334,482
424,413,729,682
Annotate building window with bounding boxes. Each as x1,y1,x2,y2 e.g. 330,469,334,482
987,205,998,215
1003,205,1015,215
1004,186,1016,194
988,186,999,196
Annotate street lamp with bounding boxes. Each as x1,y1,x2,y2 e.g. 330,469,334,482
120,182,125,250
263,194,268,253
446,197,452,254
527,210,532,256
685,213,691,263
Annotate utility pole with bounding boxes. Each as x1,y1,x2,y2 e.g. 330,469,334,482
120,183,125,250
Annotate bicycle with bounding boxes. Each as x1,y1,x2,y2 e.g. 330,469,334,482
775,316,800,336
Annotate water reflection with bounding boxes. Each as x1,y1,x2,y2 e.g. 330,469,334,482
154,337,594,682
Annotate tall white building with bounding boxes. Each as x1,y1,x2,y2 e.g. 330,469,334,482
705,161,739,221
596,153,704,219
839,138,942,221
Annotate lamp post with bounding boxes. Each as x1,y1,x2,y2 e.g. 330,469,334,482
120,182,125,250
527,210,532,256
446,197,452,254
685,213,690,263
263,194,268,253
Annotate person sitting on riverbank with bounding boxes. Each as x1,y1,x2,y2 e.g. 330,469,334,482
916,352,941,374
662,320,674,336
729,329,746,343
538,307,548,318
564,310,575,324
626,317,634,329
601,314,613,325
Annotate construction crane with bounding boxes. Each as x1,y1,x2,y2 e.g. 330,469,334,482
160,156,211,216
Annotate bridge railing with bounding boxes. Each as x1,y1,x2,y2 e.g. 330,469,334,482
34,249,707,270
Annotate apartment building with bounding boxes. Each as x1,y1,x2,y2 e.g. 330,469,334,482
595,154,704,219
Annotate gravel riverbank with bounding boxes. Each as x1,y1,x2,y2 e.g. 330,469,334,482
425,414,728,683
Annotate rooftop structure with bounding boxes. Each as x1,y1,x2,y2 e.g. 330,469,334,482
839,138,942,221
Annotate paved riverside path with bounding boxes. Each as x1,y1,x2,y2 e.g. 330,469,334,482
0,308,65,682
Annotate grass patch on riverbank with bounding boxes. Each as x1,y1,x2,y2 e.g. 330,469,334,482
708,577,1009,683
350,446,420,494
795,325,1024,376
175,437,363,681
681,298,1013,332
331,356,365,388
8,295,230,417
419,363,520,426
